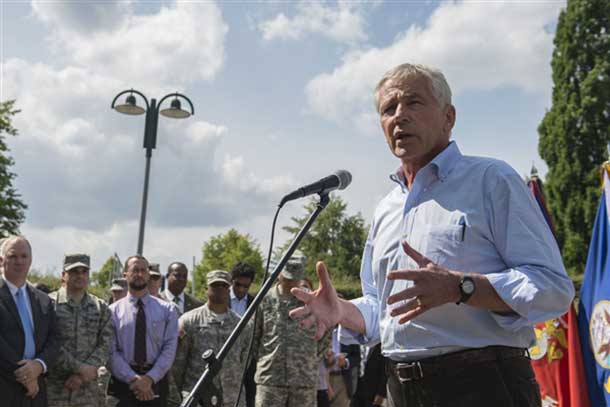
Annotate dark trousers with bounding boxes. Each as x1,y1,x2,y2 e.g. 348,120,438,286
318,390,330,407
386,346,541,407
245,361,257,407
108,375,169,407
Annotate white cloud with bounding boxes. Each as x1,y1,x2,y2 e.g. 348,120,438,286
32,1,228,90
259,1,368,44
305,1,565,128
222,154,294,194
2,58,285,231
32,0,134,35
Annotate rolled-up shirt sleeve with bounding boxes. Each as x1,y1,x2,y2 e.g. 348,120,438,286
147,306,179,383
484,164,575,330
341,228,381,345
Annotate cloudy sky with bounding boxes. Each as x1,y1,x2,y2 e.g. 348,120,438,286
1,0,565,274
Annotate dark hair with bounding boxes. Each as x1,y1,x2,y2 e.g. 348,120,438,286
167,262,188,276
231,262,255,280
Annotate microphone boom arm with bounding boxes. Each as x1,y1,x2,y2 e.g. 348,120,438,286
180,193,331,407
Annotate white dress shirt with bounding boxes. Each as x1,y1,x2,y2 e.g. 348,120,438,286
163,289,185,314
230,286,248,316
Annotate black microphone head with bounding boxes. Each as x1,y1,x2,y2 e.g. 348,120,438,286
334,170,352,190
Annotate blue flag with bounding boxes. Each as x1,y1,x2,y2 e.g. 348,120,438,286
578,170,610,406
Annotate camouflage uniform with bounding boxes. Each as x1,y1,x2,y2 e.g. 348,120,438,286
254,284,331,407
47,287,113,407
173,303,252,407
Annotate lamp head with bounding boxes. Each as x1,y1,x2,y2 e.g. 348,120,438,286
114,94,146,115
160,98,191,119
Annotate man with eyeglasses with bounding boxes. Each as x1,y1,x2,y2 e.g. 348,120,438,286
229,262,255,317
107,255,178,406
161,262,202,316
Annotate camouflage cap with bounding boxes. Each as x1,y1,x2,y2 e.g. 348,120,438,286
281,250,306,280
63,253,90,272
206,270,232,286
110,278,127,291
148,263,161,276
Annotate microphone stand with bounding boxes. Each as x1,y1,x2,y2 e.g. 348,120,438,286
180,193,331,407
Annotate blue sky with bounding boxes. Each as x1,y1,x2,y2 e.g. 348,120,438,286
0,0,565,274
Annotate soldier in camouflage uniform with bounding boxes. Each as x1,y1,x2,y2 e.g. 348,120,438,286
47,254,113,407
254,252,331,407
173,270,252,407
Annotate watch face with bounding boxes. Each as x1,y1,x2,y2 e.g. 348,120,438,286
462,279,475,294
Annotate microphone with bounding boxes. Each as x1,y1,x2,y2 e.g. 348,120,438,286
279,170,352,207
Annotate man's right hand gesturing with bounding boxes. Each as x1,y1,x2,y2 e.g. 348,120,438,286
289,261,366,340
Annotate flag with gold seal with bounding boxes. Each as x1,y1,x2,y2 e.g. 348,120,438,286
578,163,610,406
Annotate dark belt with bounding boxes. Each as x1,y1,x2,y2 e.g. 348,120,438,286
130,364,154,375
387,346,528,383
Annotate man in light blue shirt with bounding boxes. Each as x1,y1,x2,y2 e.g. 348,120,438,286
289,63,574,406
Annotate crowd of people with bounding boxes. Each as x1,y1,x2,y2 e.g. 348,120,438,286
0,236,386,407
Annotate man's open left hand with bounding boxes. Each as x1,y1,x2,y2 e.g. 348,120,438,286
386,240,461,324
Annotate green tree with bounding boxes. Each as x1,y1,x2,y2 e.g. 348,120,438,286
194,229,264,298
27,269,62,293
281,195,368,281
538,0,610,276
91,256,121,290
0,100,27,235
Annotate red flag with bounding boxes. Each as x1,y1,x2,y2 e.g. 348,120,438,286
528,177,590,407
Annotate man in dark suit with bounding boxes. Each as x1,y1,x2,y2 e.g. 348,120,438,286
0,236,59,407
160,262,202,315
229,262,256,407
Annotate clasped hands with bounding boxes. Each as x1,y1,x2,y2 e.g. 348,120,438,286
129,374,155,401
15,359,44,398
63,364,99,391
289,240,462,338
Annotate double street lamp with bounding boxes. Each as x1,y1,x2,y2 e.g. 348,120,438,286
111,89,195,255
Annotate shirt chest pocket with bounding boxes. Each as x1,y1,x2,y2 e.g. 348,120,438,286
150,318,166,345
422,224,463,268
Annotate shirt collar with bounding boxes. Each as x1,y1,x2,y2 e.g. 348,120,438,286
55,286,91,306
230,286,247,302
127,291,151,305
428,141,461,181
389,141,462,189
164,289,184,303
3,277,24,296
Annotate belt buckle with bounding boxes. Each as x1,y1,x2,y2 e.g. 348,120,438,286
395,361,423,383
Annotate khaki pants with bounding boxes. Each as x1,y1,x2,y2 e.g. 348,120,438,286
329,374,350,407
255,384,316,407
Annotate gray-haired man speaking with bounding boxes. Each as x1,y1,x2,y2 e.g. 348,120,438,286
289,63,575,406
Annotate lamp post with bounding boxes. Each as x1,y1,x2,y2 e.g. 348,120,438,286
111,89,195,255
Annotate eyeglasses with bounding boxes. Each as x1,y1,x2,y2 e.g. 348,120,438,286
234,282,251,289
149,275,161,281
